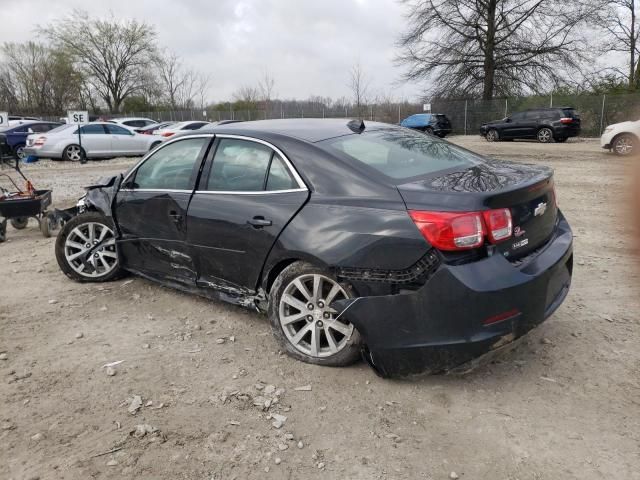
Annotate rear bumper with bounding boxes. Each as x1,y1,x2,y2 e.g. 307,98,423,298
554,125,580,138
23,146,62,159
336,214,573,377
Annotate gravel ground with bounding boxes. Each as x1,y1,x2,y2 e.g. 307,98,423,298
1,137,639,480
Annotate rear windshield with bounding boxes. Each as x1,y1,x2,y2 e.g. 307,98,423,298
46,124,75,134
320,128,481,180
562,108,579,118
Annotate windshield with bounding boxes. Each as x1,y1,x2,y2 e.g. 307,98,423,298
319,128,482,180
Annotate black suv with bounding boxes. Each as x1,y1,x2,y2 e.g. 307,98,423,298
480,107,581,143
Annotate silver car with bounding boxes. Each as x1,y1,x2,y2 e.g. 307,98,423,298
23,122,163,161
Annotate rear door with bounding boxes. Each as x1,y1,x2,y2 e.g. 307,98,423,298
113,135,212,284
105,123,146,155
187,135,308,292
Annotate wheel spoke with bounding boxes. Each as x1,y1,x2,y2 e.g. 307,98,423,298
312,274,322,301
98,256,110,271
66,240,85,250
281,311,306,326
282,293,308,312
88,223,95,243
97,225,108,242
72,228,89,243
324,327,339,353
310,327,321,356
328,320,352,337
325,283,342,305
292,278,312,301
100,250,117,259
67,250,87,261
290,323,312,345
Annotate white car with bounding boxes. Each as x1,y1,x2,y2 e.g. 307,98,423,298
23,122,163,161
601,120,640,156
156,120,210,138
108,117,158,131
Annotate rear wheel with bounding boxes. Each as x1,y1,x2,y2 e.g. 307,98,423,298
55,212,123,282
268,262,361,367
612,134,636,156
63,144,86,162
486,129,499,142
537,127,553,143
10,217,28,230
424,127,434,136
13,144,25,160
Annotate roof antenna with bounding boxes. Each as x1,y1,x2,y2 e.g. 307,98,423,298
347,119,365,134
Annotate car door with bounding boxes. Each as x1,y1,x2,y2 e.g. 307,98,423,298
105,123,146,155
78,124,111,156
520,110,541,137
187,135,309,293
113,135,212,284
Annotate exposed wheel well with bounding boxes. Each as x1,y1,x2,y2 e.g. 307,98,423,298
263,259,299,293
611,131,638,144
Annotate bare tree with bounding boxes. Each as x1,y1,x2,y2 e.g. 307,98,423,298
597,1,640,88
258,70,276,118
156,51,187,109
41,10,157,113
233,85,260,104
397,0,601,100
348,62,370,118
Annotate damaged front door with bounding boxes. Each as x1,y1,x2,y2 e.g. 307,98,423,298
113,136,212,284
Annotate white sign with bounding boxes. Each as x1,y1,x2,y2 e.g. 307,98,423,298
67,111,89,124
423,103,431,112
0,112,8,127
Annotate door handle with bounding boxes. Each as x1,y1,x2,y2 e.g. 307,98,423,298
248,216,272,227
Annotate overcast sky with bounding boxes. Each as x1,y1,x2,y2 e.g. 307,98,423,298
3,0,422,102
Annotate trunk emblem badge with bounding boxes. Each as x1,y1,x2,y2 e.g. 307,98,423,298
514,226,526,237
534,202,547,217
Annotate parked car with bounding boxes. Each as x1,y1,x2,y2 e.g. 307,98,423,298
107,117,157,130
400,113,452,137
0,121,62,158
53,119,573,377
23,122,163,161
7,115,40,127
156,120,210,137
137,121,176,135
600,120,640,156
480,107,581,143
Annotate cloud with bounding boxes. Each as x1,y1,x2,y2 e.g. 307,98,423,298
2,0,422,102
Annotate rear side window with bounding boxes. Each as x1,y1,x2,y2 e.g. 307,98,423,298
123,120,145,128
266,154,298,191
132,137,207,190
321,128,481,180
105,124,133,135
79,124,107,134
208,138,273,191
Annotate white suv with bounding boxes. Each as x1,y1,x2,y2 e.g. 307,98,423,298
601,120,640,156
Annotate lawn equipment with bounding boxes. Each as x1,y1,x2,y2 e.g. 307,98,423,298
0,152,58,242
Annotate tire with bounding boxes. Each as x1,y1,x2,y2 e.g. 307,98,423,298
55,212,124,282
486,129,499,142
612,134,636,156
537,127,553,143
0,218,6,242
10,217,28,230
268,261,361,367
63,144,86,162
424,127,434,136
40,212,59,238
13,144,25,160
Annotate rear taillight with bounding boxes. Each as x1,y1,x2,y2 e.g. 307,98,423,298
409,208,513,251
34,136,46,146
409,211,484,251
482,208,512,242
161,132,174,137
560,117,573,124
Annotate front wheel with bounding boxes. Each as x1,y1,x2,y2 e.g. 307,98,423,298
424,127,434,136
268,262,361,367
537,128,553,143
63,144,86,162
10,217,28,230
13,144,25,160
55,212,124,282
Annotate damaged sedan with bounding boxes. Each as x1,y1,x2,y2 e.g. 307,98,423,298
54,119,573,377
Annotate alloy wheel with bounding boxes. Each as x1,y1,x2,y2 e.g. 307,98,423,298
537,128,552,143
486,130,498,142
66,145,83,162
64,222,117,278
15,146,25,159
614,136,634,155
278,273,354,358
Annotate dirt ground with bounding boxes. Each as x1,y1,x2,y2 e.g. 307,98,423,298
1,136,639,480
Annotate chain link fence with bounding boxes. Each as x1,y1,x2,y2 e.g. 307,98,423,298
29,92,640,137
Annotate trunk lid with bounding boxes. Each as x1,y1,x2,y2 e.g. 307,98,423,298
433,114,451,130
398,159,557,259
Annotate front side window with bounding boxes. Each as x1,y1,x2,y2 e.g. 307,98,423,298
105,124,133,135
131,137,208,190
207,138,273,191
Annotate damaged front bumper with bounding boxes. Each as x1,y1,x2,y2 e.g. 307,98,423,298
334,216,573,378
